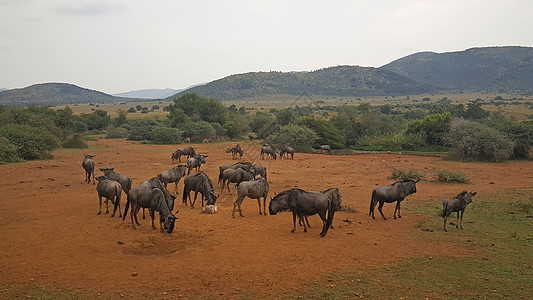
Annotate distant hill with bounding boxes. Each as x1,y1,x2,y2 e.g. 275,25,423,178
0,83,138,106
0,88,7,92
380,46,533,92
168,66,437,100
113,88,182,99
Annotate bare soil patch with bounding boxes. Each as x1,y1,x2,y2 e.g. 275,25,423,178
1,139,532,299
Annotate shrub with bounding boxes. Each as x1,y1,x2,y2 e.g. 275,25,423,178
181,121,216,142
0,137,21,163
0,124,60,160
390,168,424,181
435,169,470,183
151,126,183,144
62,134,88,148
106,127,129,139
446,119,514,162
266,124,318,152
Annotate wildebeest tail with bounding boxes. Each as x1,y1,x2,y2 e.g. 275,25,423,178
441,202,448,218
322,198,336,237
122,194,130,221
182,185,187,204
369,190,376,217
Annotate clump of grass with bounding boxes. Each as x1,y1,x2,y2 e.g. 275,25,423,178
389,168,424,181
62,134,88,148
435,169,470,183
338,204,357,213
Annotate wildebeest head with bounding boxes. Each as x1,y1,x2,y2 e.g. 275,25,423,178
268,191,290,215
206,192,219,205
84,154,94,159
457,190,477,204
162,214,176,233
95,175,108,182
100,168,115,176
402,179,419,195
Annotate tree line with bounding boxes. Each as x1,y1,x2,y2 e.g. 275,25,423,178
1,93,532,163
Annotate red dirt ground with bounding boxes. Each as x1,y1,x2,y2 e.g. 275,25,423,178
1,139,532,299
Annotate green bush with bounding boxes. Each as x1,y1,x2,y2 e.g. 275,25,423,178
181,121,216,142
435,169,470,183
150,126,183,144
0,136,21,163
389,168,424,181
62,134,88,148
446,119,514,162
0,124,60,160
106,127,129,139
266,124,318,152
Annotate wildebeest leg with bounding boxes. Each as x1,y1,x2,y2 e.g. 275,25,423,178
191,191,199,208
456,211,460,228
174,182,179,195
256,198,262,215
150,209,156,230
97,195,103,215
130,205,137,230
105,197,110,214
393,201,400,219
305,216,311,228
142,209,146,219
459,210,464,229
291,212,297,232
301,214,308,232
133,206,141,226
377,201,387,220
318,211,328,235
443,215,447,232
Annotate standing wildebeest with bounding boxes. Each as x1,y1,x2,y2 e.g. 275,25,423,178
172,146,196,163
442,191,477,232
82,154,95,184
251,164,267,180
369,179,419,220
95,176,122,217
139,177,176,212
122,186,176,233
319,145,331,154
221,168,254,192
100,168,132,196
182,172,219,209
157,165,187,194
187,154,207,175
269,188,342,237
261,145,276,160
233,177,269,217
226,144,243,159
279,146,294,160
218,162,255,185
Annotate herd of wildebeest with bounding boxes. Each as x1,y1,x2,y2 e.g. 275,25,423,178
81,143,477,237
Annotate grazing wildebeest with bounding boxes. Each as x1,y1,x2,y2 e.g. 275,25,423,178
122,186,176,233
251,164,267,180
100,168,132,196
269,188,342,237
280,146,294,160
221,168,254,192
226,144,243,159
95,176,122,217
261,145,276,160
248,134,254,141
182,172,219,209
187,154,207,175
157,165,187,194
442,191,477,232
369,179,419,220
82,154,95,184
233,178,269,218
172,146,196,163
319,145,331,154
218,162,255,185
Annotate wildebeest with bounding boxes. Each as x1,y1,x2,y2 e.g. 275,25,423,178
221,168,254,192
183,137,191,143
182,172,219,208
100,168,132,196
82,154,95,184
226,144,243,159
261,145,276,160
95,176,122,217
122,186,176,233
218,162,255,185
251,164,267,180
233,178,269,218
269,188,342,237
442,191,477,232
369,179,419,220
139,177,176,212
319,145,331,154
172,146,196,163
187,154,207,175
157,165,187,194
279,146,294,160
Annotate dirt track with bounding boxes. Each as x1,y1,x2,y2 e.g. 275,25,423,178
1,139,532,299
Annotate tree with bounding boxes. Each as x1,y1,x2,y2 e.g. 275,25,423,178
266,124,318,152
407,112,451,146
296,116,346,149
0,124,60,160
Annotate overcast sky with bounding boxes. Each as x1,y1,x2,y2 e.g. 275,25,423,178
1,0,532,94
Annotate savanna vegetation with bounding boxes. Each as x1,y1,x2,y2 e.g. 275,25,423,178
1,93,532,163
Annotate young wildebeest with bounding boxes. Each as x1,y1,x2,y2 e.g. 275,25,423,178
172,146,196,163
82,154,95,184
182,172,219,209
442,191,477,232
221,168,254,192
157,165,187,194
279,146,295,160
100,168,132,197
218,162,255,185
226,144,244,159
261,145,276,160
123,186,176,233
269,188,342,237
95,176,122,217
369,179,419,220
233,178,269,218
319,145,331,154
187,154,207,175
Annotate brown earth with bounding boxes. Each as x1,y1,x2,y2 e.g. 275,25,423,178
1,139,532,299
